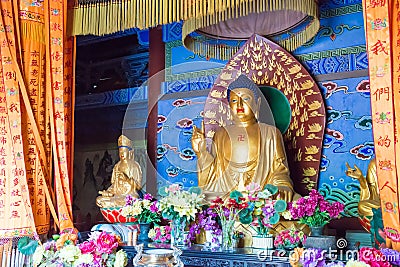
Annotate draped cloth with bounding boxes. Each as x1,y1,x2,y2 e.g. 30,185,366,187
363,0,400,250
0,0,75,244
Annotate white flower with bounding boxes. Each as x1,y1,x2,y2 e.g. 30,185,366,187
73,253,93,267
88,231,102,241
114,250,128,267
282,210,293,220
32,246,45,266
148,228,156,239
58,244,81,263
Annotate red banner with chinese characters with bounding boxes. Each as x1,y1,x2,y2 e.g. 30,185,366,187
0,0,75,238
364,0,400,250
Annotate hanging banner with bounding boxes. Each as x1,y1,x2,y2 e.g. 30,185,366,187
0,0,37,238
363,0,400,250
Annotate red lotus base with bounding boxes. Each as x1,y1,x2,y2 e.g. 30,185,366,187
100,207,137,223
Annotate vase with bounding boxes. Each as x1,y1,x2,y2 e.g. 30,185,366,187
138,223,151,242
310,226,324,236
221,220,235,251
252,235,274,249
305,225,336,250
171,218,187,247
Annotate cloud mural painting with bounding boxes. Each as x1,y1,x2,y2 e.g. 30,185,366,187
350,141,375,160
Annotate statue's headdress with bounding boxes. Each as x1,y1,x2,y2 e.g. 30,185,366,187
227,74,260,100
118,135,133,150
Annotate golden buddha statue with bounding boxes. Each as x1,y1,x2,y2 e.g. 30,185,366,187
345,158,380,218
191,74,295,202
96,135,143,208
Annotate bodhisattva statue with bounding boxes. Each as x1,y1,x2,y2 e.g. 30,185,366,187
191,74,295,202
96,135,142,208
345,158,380,218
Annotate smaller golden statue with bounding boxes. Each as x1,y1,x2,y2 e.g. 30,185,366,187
96,135,142,208
346,158,380,233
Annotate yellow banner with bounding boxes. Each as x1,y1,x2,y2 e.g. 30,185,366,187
364,0,400,250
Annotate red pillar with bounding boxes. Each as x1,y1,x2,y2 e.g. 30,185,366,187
146,26,164,195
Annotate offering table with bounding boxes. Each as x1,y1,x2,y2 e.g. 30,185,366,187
122,243,291,267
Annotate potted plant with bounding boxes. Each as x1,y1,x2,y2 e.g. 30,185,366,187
121,193,161,241
238,183,287,249
157,184,205,247
186,207,222,247
148,225,172,243
287,189,344,236
287,189,344,250
274,227,306,250
210,191,248,251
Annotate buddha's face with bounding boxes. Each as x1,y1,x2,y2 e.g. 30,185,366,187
229,87,259,122
119,147,130,161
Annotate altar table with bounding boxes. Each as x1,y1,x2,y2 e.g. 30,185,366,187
121,243,291,267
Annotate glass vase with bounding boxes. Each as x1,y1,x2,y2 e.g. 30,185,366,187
138,223,151,242
221,219,235,251
171,218,187,247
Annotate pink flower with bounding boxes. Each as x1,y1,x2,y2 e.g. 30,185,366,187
150,202,159,212
246,182,261,194
359,247,391,267
143,193,153,200
78,240,96,254
96,232,119,254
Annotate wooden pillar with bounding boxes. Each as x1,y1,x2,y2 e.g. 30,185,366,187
146,26,164,195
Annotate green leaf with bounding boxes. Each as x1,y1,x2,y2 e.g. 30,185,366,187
239,214,253,224
17,237,38,256
188,187,202,195
230,190,243,201
269,212,280,225
264,184,278,195
274,200,287,212
158,186,168,197
239,209,250,218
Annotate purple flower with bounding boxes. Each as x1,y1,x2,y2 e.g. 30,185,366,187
381,248,400,266
125,195,134,206
143,193,153,200
150,202,158,212
300,248,326,267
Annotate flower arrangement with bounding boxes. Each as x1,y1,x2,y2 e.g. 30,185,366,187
148,225,172,243
157,184,205,223
186,207,222,246
274,227,306,250
121,193,160,224
210,191,248,249
287,189,345,227
32,231,128,267
238,183,287,237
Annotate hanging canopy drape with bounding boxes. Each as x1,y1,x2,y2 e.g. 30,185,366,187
363,0,400,250
68,0,319,59
0,0,75,245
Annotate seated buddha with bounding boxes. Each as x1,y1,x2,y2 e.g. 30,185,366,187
96,135,143,208
191,74,295,202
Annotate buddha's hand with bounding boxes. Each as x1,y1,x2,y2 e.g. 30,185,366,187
345,162,363,180
98,190,113,197
277,186,293,202
191,122,207,154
